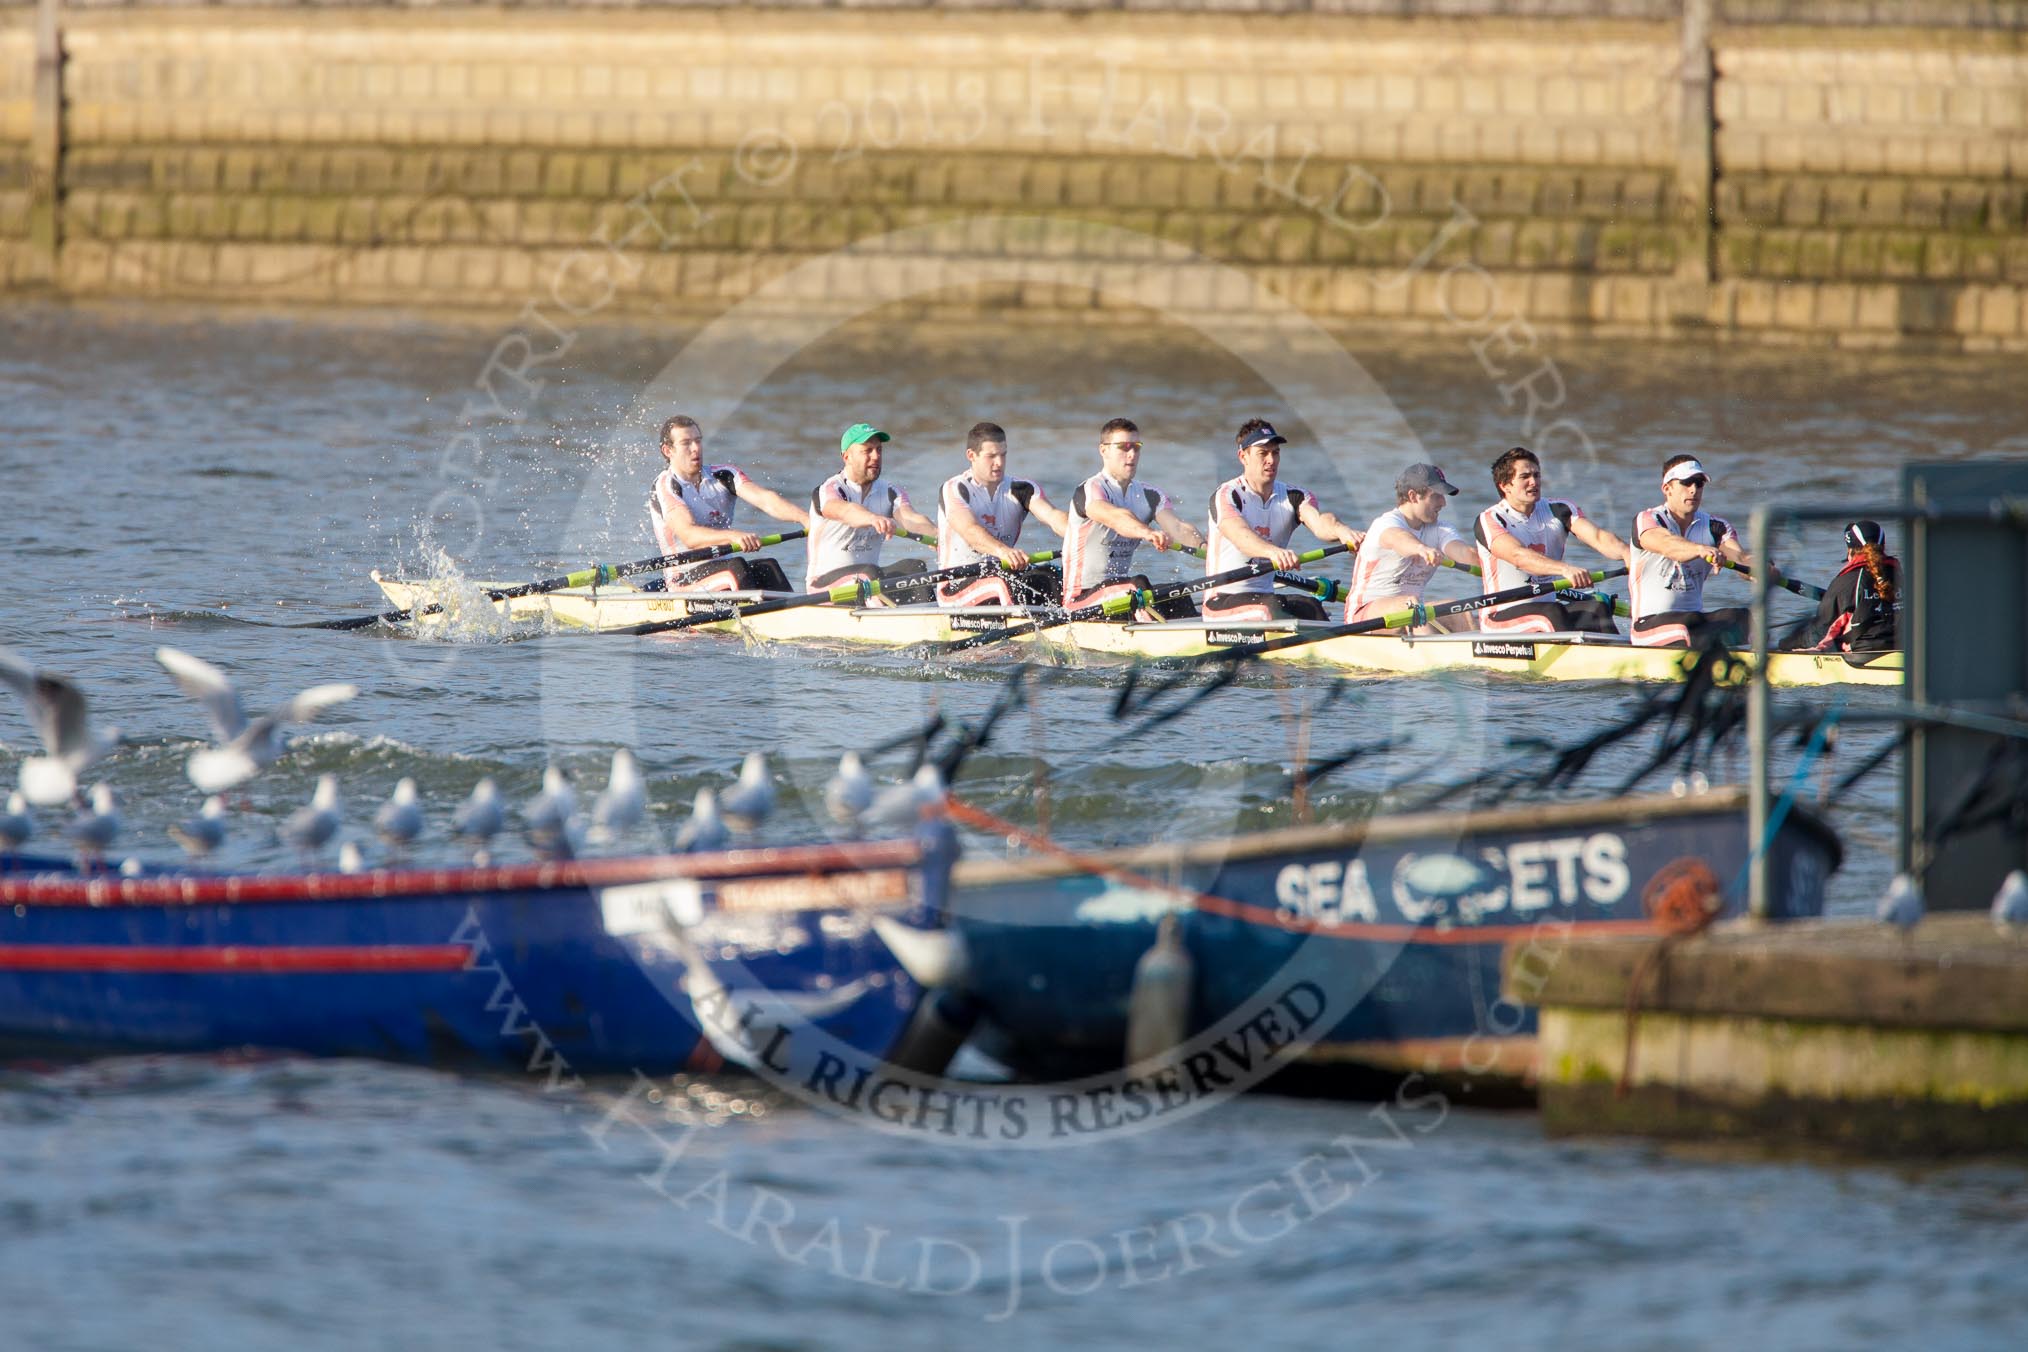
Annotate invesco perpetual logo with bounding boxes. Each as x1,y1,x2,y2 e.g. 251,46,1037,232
540,215,1506,1140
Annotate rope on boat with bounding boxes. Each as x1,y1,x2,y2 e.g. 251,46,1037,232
941,796,1246,916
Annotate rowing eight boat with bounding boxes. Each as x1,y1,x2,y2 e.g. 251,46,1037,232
369,572,1901,688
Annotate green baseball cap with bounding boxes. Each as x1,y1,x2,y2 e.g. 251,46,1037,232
840,422,891,453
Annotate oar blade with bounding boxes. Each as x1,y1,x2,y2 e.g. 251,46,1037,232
294,610,409,632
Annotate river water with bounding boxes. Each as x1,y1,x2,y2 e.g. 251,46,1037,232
1,300,2024,1348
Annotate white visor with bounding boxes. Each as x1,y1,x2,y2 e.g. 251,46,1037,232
1662,459,1711,486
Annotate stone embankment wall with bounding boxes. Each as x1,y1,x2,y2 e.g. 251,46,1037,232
0,0,2024,347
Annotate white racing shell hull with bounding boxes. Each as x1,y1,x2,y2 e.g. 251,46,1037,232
370,573,1903,688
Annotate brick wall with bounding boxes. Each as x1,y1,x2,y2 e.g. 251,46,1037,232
1,4,2023,348
1709,25,2028,342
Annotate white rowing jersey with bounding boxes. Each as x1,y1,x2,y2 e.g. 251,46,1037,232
648,466,750,553
1206,476,1318,597
1347,507,1458,611
937,473,1043,568
1063,472,1171,600
1474,497,1584,592
1628,505,1735,620
806,473,913,590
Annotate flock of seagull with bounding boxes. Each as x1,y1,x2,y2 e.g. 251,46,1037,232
0,645,940,872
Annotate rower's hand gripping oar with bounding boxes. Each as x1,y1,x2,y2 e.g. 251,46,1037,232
1174,566,1633,666
1720,558,1827,602
1166,542,1346,604
619,553,1054,637
301,530,810,631
940,543,1354,654
892,529,1061,575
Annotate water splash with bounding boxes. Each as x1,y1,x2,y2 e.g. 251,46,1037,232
397,549,527,644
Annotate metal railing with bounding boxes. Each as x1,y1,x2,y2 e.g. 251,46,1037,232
1745,497,2028,917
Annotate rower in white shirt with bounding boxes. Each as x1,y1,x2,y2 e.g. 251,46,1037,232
1060,417,1205,620
646,415,806,592
806,421,940,606
1628,455,1755,648
1473,446,1628,635
1202,418,1364,623
935,421,1068,608
1344,463,1480,633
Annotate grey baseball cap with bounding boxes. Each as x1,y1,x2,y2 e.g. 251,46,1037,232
1395,463,1459,497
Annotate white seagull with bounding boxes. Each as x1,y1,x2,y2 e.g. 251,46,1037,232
864,764,946,835
69,784,121,862
167,796,229,858
1877,872,1923,931
673,787,728,854
589,750,646,845
1992,870,2028,931
0,647,121,807
373,778,424,852
522,765,578,858
0,791,34,853
281,775,342,856
154,647,358,794
720,752,775,831
337,841,367,874
824,751,874,827
452,777,506,850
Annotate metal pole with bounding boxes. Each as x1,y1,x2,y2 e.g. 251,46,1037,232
1747,507,1773,917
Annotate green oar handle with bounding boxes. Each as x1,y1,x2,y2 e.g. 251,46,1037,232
1168,543,1347,604
623,556,1004,637
548,529,808,594
301,529,809,631
898,530,940,549
1447,556,1629,610
943,543,1351,653
1200,566,1631,664
1721,558,1827,601
1569,590,1633,618
622,579,869,635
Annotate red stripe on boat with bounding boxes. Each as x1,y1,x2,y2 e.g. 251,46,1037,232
0,838,923,908
1190,894,1663,944
0,944,475,973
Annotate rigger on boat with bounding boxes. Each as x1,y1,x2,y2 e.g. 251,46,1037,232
360,419,1904,687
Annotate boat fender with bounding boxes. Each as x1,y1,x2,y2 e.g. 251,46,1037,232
1124,914,1194,1069
886,988,981,1079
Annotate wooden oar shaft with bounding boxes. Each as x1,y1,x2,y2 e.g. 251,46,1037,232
302,530,808,630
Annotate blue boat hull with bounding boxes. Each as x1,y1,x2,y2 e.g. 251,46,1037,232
0,827,956,1076
950,789,1839,1085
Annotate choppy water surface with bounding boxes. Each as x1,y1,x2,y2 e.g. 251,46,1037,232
2,301,2025,1348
